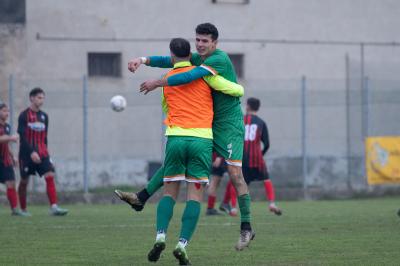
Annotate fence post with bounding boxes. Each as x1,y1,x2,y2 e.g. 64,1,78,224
8,74,14,132
7,74,16,167
83,75,89,194
345,54,352,192
364,76,370,138
363,76,370,180
301,76,308,199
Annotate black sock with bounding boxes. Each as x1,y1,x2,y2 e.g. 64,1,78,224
137,189,150,204
240,222,252,231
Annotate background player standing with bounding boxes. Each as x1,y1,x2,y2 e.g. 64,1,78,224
206,153,238,216
17,88,68,216
243,97,282,215
0,102,26,216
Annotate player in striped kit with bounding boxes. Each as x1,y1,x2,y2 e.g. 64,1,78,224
17,88,68,216
0,102,26,216
207,98,282,216
242,97,282,215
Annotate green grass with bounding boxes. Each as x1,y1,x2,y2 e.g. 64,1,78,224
0,198,399,265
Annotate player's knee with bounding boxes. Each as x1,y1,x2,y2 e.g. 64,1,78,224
227,165,241,176
20,178,29,185
187,183,204,201
44,172,55,179
231,177,244,188
163,182,179,200
228,167,243,183
207,185,216,195
5,180,16,188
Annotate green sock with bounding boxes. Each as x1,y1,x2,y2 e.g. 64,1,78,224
179,200,201,242
238,194,251,223
146,167,165,196
156,196,176,232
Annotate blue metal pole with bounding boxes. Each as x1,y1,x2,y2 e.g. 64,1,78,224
364,76,370,138
83,75,89,194
301,76,308,198
363,76,370,180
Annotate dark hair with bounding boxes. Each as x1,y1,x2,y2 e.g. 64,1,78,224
247,97,260,111
0,101,7,109
29,87,45,98
169,38,191,58
196,23,219,41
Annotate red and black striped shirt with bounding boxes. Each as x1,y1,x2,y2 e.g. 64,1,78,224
18,108,49,158
243,114,270,170
0,123,13,167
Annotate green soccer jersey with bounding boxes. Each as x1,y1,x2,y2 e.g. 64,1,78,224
191,49,243,121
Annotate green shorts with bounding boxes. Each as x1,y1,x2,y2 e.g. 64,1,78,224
164,136,212,183
212,117,244,167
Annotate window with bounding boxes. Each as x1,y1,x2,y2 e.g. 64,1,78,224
88,53,122,77
0,0,25,23
212,0,249,4
228,53,244,79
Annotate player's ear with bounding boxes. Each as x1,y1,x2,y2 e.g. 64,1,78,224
170,53,176,65
210,40,217,50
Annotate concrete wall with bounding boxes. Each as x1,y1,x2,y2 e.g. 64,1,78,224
1,0,400,192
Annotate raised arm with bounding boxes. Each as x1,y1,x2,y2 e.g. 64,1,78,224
128,56,173,73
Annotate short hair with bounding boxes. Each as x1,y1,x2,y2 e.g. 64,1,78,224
0,101,7,110
247,97,260,111
169,38,191,58
29,87,45,98
196,23,219,41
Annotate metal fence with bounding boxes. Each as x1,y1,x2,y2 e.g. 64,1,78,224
4,74,400,195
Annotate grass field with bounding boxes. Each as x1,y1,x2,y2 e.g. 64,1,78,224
0,197,399,265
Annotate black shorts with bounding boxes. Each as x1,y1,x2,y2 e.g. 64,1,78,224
211,163,227,177
243,166,269,185
0,164,15,183
19,156,55,178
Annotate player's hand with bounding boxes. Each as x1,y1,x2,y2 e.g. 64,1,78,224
213,157,222,168
139,79,167,95
31,152,42,164
128,58,143,73
9,134,19,143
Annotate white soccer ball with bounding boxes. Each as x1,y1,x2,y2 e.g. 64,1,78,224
110,95,127,112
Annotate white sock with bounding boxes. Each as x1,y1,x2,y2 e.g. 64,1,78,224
156,232,166,242
178,238,188,248
51,204,58,209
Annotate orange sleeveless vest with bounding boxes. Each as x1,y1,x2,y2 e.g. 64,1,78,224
163,65,213,128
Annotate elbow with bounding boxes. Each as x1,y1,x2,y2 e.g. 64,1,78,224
238,86,244,97
235,85,244,97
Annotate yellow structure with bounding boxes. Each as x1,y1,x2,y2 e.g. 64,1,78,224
366,137,400,184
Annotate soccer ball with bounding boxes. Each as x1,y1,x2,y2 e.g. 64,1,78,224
110,95,127,112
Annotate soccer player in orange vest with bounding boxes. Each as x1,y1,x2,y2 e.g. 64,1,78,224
142,38,244,265
117,23,255,251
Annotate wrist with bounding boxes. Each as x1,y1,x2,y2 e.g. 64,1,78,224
140,57,148,64
157,79,168,87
